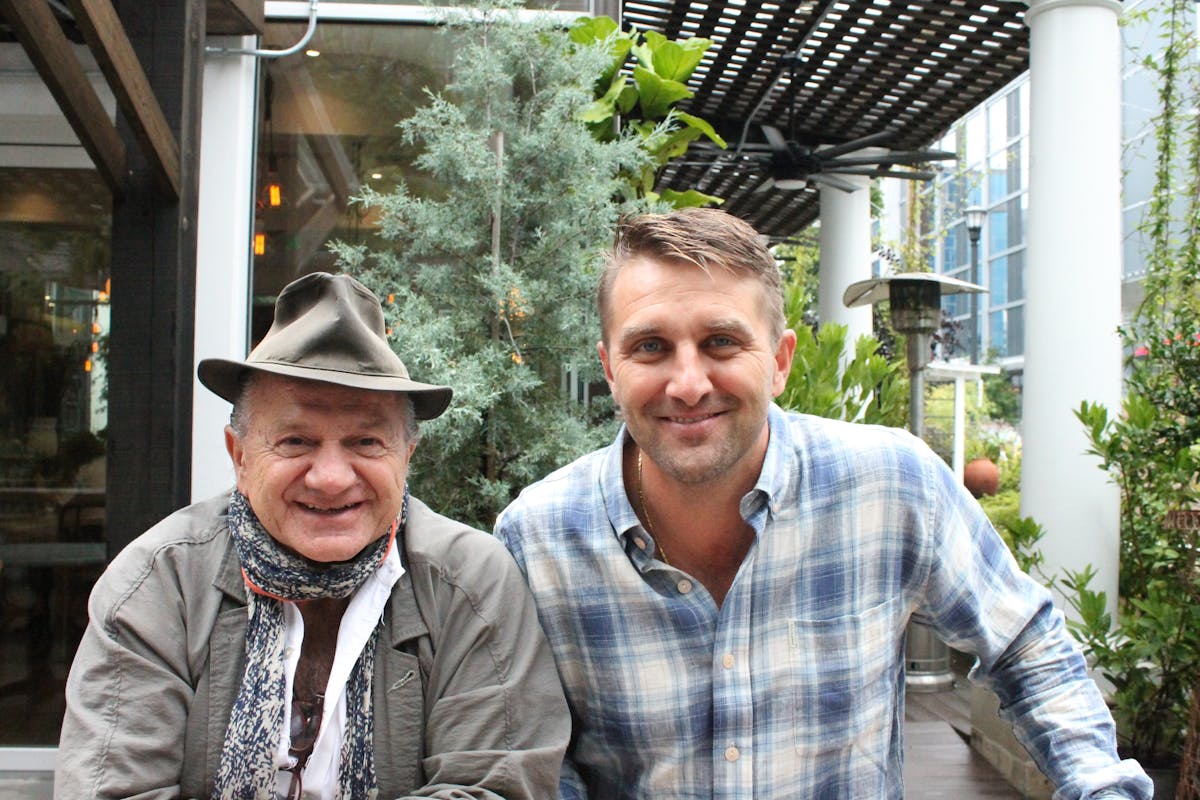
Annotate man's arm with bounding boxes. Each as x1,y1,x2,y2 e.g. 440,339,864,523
919,457,1152,799
55,542,201,800
401,525,570,800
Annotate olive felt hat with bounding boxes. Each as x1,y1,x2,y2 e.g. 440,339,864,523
197,272,452,420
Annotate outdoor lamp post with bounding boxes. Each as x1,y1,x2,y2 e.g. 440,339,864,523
844,272,986,691
964,206,985,364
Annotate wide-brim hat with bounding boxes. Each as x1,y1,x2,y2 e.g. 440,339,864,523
197,272,452,420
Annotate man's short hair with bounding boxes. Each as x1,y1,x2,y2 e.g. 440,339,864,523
229,373,421,444
598,207,786,344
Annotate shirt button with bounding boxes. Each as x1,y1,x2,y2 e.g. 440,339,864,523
284,647,295,659
633,536,647,550
725,745,740,762
677,579,693,594
722,652,735,669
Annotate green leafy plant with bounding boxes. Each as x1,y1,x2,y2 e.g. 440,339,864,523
777,278,908,427
1062,0,1200,773
570,15,726,208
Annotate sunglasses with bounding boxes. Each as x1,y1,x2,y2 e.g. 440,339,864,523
284,693,325,800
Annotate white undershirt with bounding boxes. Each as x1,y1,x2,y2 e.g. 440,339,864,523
270,544,404,800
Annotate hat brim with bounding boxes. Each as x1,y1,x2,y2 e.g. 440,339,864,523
197,358,453,421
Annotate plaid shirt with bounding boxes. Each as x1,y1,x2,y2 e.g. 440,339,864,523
496,405,1151,800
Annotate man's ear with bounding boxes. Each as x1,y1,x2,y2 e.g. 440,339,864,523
771,329,798,397
598,340,621,407
225,425,246,488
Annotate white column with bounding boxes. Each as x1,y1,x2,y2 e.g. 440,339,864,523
1021,0,1123,616
952,375,966,482
818,175,873,349
191,38,258,502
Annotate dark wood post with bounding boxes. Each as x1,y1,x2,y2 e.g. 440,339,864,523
105,0,204,553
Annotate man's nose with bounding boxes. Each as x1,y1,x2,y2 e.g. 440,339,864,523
305,445,356,492
665,345,713,406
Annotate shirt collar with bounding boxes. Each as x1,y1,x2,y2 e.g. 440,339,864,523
754,403,794,511
600,425,641,546
600,404,795,546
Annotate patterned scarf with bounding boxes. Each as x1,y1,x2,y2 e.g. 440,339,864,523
211,490,406,800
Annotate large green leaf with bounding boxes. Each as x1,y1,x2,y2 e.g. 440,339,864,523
659,188,724,209
635,30,712,82
633,66,693,120
675,111,727,148
568,15,618,44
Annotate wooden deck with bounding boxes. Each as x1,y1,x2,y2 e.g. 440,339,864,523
905,684,1022,799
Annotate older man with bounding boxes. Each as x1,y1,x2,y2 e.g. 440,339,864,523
495,208,1152,799
56,272,568,799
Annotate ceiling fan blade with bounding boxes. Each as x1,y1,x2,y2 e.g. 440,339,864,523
815,131,895,160
807,172,862,192
761,124,789,152
827,167,939,181
824,150,957,169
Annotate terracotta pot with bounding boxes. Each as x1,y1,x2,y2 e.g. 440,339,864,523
963,457,1000,498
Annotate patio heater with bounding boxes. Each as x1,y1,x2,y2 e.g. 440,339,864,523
844,272,986,692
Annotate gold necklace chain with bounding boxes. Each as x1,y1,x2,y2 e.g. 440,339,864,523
636,448,671,566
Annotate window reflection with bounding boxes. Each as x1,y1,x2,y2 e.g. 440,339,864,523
0,167,110,746
252,22,454,339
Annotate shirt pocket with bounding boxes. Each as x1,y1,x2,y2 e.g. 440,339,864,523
787,596,902,767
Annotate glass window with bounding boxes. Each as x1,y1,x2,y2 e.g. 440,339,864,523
253,22,453,337
1006,139,1025,194
988,254,1008,306
1007,304,1025,356
989,205,1008,252
942,223,961,271
988,98,1007,152
964,111,986,172
989,308,1007,358
1006,194,1026,250
0,171,110,746
987,148,1008,199
1006,85,1023,140
1007,249,1025,303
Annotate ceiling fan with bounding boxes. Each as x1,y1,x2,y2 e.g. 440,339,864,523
747,124,957,193
682,50,958,194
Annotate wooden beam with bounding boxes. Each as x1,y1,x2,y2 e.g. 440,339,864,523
0,0,127,196
68,0,180,197
207,0,262,35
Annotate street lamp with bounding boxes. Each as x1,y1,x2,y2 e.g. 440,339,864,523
844,272,986,692
963,206,985,363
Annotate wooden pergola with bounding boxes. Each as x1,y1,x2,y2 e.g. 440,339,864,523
630,0,1030,240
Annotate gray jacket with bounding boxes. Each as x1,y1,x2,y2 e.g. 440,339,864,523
55,493,569,799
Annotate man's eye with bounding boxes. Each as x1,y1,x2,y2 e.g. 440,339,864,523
708,335,737,348
636,340,662,354
275,437,309,454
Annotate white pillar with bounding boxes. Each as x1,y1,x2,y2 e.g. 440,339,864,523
952,375,966,482
818,175,873,349
1021,0,1123,616
191,38,258,502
